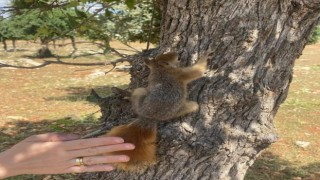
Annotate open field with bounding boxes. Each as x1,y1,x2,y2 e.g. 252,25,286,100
0,40,319,180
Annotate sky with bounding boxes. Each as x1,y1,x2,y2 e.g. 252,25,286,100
0,0,10,8
0,0,101,18
0,0,10,18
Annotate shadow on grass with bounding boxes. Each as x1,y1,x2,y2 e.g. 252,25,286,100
0,115,101,150
0,54,108,69
0,115,102,180
44,85,129,104
245,151,320,180
21,50,105,59
0,49,30,53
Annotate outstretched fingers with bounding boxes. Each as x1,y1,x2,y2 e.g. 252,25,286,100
67,143,135,158
64,154,131,173
69,155,130,167
62,137,125,150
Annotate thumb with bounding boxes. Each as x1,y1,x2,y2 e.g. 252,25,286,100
26,133,80,142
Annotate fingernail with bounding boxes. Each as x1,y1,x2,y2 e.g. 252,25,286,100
114,138,124,143
121,156,130,162
106,166,115,171
126,144,135,149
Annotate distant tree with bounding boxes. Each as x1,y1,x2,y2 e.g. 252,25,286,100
35,9,79,56
0,8,79,56
0,18,8,51
6,0,158,54
0,34,6,51
0,13,33,51
99,3,160,44
308,26,320,44
76,2,159,53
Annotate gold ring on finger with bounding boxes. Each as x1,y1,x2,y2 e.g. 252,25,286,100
75,157,85,166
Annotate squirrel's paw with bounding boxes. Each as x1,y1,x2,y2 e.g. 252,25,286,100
194,58,208,73
132,88,148,97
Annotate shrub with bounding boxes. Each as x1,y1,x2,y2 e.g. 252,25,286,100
308,26,320,44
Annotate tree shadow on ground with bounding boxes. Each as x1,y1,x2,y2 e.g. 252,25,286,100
246,151,320,180
0,115,101,150
43,85,129,104
22,51,105,60
0,56,107,69
2,49,29,52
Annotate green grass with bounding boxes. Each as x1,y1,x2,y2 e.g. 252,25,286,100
246,153,320,180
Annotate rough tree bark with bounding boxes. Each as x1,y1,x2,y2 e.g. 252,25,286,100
86,0,320,179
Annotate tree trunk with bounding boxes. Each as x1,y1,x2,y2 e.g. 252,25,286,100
12,39,16,52
88,0,320,179
38,38,53,58
53,39,56,49
70,36,78,56
2,38,7,51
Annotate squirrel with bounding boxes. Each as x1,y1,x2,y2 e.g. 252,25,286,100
103,52,207,172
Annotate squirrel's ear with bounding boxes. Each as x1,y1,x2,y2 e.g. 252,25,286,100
155,52,178,61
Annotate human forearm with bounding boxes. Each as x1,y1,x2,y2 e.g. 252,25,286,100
0,133,135,179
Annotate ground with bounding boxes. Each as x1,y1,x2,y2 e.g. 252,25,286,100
0,40,319,180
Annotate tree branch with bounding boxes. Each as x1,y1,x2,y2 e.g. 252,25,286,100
146,0,156,50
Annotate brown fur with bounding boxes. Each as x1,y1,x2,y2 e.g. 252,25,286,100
131,52,207,121
105,122,156,172
103,52,207,172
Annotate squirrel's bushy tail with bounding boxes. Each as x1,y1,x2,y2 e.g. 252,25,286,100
104,118,157,172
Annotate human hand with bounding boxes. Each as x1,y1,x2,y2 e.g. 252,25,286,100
0,133,135,179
